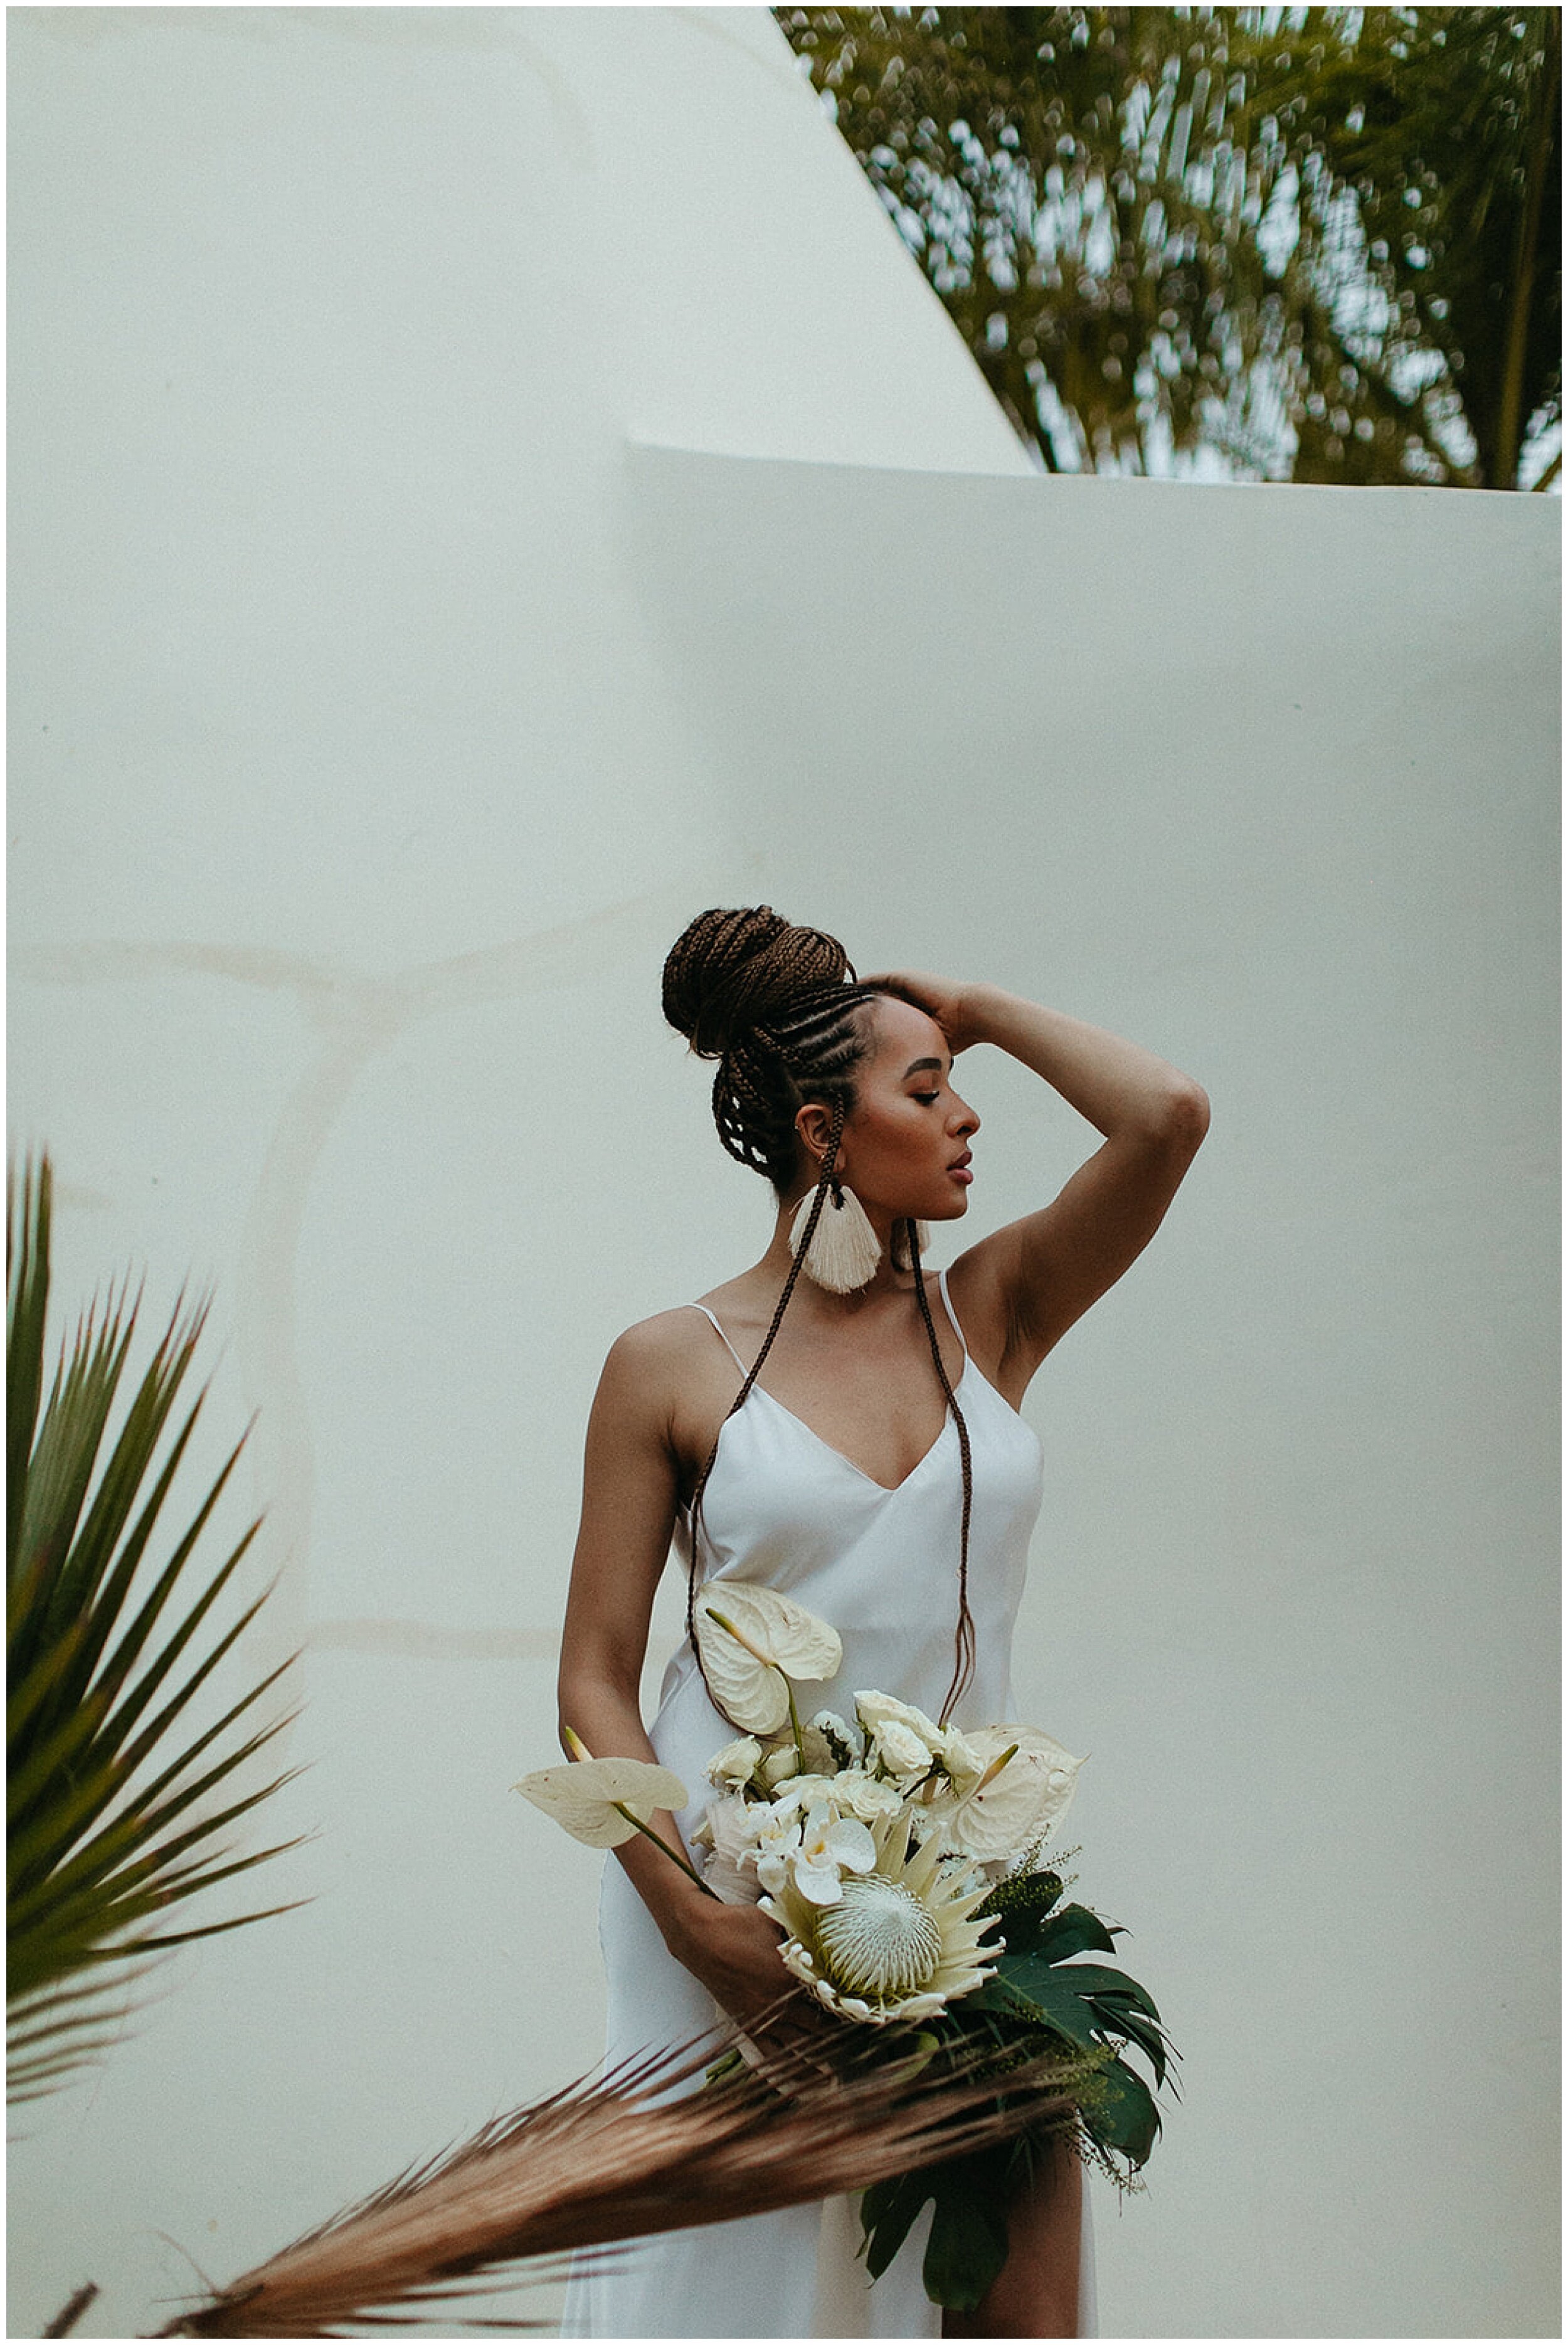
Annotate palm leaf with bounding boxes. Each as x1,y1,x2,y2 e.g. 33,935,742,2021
6,1155,304,2102
156,2021,1084,2337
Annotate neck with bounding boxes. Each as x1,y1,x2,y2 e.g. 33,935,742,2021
763,1189,911,1300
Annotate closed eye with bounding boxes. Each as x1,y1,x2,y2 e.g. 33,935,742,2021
912,1091,941,1104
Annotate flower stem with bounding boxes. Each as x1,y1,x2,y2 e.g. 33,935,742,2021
781,1673,806,1767
612,1803,721,1899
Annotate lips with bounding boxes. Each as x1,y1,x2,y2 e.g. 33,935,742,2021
948,1152,973,1183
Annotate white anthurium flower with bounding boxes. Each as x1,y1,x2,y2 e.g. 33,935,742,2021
788,1802,877,1906
705,1735,763,1791
940,1725,1084,1863
761,1808,1000,2026
514,1754,690,1850
693,1581,843,1734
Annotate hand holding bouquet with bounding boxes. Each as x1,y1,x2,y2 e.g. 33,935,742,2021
517,1581,1177,2312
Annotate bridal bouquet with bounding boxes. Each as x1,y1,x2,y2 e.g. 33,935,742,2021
517,1580,1177,2312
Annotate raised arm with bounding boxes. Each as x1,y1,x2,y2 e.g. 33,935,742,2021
871,974,1209,1394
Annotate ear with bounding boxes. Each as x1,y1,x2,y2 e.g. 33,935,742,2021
794,1099,835,1171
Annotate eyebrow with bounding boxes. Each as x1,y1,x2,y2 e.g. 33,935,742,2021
903,1056,948,1079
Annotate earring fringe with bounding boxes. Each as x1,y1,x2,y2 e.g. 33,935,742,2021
789,1183,882,1293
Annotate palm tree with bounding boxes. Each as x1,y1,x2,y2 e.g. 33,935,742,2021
8,1155,302,2107
775,5,1559,485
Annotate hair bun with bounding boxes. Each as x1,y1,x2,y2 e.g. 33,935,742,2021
662,906,854,1059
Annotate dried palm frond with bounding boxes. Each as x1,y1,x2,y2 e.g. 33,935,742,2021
159,2014,1090,2336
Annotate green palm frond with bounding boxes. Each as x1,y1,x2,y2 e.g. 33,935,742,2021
7,1155,305,2104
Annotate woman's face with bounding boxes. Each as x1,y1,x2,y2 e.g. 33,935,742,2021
798,995,980,1224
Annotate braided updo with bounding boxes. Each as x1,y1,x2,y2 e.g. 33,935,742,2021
663,904,979,1727
662,906,876,1194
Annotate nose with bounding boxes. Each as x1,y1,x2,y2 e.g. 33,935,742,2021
950,1093,980,1138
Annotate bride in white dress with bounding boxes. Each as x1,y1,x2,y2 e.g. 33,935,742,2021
556,907,1208,2339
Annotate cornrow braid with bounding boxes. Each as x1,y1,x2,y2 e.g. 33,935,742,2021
663,906,876,1192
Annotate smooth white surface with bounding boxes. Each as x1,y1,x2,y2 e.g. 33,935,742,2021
8,8,1558,2340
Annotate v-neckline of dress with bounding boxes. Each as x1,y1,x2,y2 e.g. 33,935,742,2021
723,1357,974,1496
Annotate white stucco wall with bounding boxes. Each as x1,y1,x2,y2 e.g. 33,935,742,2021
9,9,1557,2341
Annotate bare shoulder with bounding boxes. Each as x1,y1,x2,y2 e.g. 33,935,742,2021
599,1305,714,1414
937,1246,1015,1389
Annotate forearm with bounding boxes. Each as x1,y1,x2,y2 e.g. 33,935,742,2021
963,983,1206,1143
557,1673,714,1948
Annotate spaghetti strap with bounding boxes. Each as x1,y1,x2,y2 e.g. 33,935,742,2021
936,1266,970,1362
687,1301,748,1374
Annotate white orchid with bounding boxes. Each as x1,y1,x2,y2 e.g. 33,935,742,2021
751,1802,806,1896
787,1802,877,1905
692,1581,842,1735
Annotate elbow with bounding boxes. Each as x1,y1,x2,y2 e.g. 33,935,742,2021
1159,1077,1210,1154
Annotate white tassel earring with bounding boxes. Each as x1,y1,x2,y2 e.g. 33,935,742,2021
790,1178,882,1294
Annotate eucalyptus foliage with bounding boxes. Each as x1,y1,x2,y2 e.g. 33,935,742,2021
8,1157,301,2105
776,5,1560,485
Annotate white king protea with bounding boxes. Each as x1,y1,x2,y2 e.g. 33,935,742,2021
760,1809,1000,2026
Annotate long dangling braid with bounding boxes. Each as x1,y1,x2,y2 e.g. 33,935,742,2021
682,1097,845,1711
664,905,980,1732
907,1219,977,1726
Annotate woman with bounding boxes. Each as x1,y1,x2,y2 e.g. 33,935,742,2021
556,906,1208,2340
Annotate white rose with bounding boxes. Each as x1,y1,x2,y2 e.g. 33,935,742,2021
855,1690,947,1777
760,1746,801,1789
872,1717,936,1776
938,1726,988,1787
827,1769,904,1824
706,1735,763,1790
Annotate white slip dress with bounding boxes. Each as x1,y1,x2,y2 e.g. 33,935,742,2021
558,1271,1098,2339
